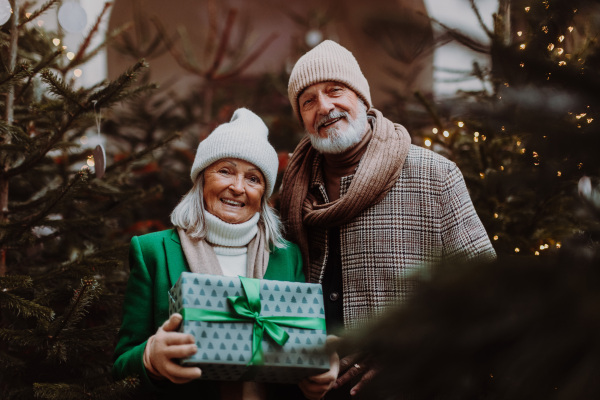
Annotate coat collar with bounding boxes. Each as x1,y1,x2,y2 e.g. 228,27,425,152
164,228,189,287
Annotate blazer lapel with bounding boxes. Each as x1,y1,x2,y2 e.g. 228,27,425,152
164,229,189,287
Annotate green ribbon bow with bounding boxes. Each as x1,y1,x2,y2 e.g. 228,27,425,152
180,276,326,366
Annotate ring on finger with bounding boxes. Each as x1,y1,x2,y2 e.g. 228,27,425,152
354,363,361,370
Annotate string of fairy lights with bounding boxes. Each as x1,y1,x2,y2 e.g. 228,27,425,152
1,1,108,176
0,1,89,78
420,3,597,256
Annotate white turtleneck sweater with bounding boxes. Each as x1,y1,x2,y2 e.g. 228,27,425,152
204,211,260,277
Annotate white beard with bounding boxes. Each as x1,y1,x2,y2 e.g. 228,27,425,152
308,100,368,154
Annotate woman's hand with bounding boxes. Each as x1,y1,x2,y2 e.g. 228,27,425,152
143,313,203,384
298,336,340,399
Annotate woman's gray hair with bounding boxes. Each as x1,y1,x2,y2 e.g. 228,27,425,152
170,174,287,249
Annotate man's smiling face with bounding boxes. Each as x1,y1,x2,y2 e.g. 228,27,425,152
298,81,368,154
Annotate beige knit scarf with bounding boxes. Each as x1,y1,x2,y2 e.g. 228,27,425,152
280,108,411,265
177,226,269,279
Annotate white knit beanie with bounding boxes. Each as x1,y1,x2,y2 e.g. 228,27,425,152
287,40,372,123
190,108,278,198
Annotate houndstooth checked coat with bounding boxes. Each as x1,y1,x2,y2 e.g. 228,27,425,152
305,144,497,330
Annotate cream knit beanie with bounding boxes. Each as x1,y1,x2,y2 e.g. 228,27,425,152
287,40,372,123
190,108,278,198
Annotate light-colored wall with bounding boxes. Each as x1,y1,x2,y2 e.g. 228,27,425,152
105,0,435,108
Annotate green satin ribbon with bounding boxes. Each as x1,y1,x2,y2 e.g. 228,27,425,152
180,276,326,366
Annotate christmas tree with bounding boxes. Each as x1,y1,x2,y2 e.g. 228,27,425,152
405,0,600,257
0,2,176,398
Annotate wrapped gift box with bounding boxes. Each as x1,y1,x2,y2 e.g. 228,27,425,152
169,272,330,383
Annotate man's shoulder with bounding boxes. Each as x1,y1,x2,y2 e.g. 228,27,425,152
391,145,460,189
405,144,455,168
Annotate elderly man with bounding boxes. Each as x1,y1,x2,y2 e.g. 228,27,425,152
279,40,496,398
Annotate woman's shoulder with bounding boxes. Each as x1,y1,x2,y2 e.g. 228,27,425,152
270,239,301,255
132,228,178,246
266,239,304,282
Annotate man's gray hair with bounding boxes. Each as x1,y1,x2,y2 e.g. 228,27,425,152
170,174,287,249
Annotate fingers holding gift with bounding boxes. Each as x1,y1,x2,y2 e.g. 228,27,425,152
299,351,340,399
160,313,184,332
160,341,199,360
144,314,202,383
298,378,330,400
161,361,202,384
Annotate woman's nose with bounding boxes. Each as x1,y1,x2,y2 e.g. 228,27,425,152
229,175,245,193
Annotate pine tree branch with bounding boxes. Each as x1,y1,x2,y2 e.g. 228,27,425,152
71,2,112,66
152,17,202,75
0,292,55,320
414,90,444,130
1,68,129,180
214,32,279,81
87,59,148,109
0,274,33,290
47,277,100,340
106,130,181,173
18,0,59,28
0,122,31,146
469,0,493,39
33,383,91,400
40,69,87,110
30,244,127,283
1,0,20,277
205,8,237,79
0,62,30,88
15,50,63,102
430,18,490,54
0,172,87,248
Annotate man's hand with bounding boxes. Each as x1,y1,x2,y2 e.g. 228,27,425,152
333,353,377,396
143,313,203,384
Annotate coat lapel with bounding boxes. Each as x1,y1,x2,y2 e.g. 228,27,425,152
164,229,189,287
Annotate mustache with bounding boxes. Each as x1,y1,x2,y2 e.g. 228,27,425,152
313,110,348,132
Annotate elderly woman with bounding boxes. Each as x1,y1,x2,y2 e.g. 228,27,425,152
113,108,337,399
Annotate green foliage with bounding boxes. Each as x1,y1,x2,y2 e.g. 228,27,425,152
406,0,600,257
0,4,177,400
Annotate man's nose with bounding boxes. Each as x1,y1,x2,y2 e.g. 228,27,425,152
316,92,335,115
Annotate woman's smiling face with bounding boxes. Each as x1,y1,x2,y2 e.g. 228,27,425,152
202,158,265,224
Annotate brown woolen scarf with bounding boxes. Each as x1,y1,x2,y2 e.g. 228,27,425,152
280,108,411,267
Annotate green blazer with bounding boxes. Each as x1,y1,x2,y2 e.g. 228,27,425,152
113,229,305,398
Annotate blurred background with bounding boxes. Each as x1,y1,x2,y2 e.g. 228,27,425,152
1,0,599,399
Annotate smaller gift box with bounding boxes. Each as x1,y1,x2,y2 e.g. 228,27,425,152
168,272,330,383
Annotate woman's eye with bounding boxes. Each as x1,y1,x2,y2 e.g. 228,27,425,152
218,169,230,175
248,176,260,184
